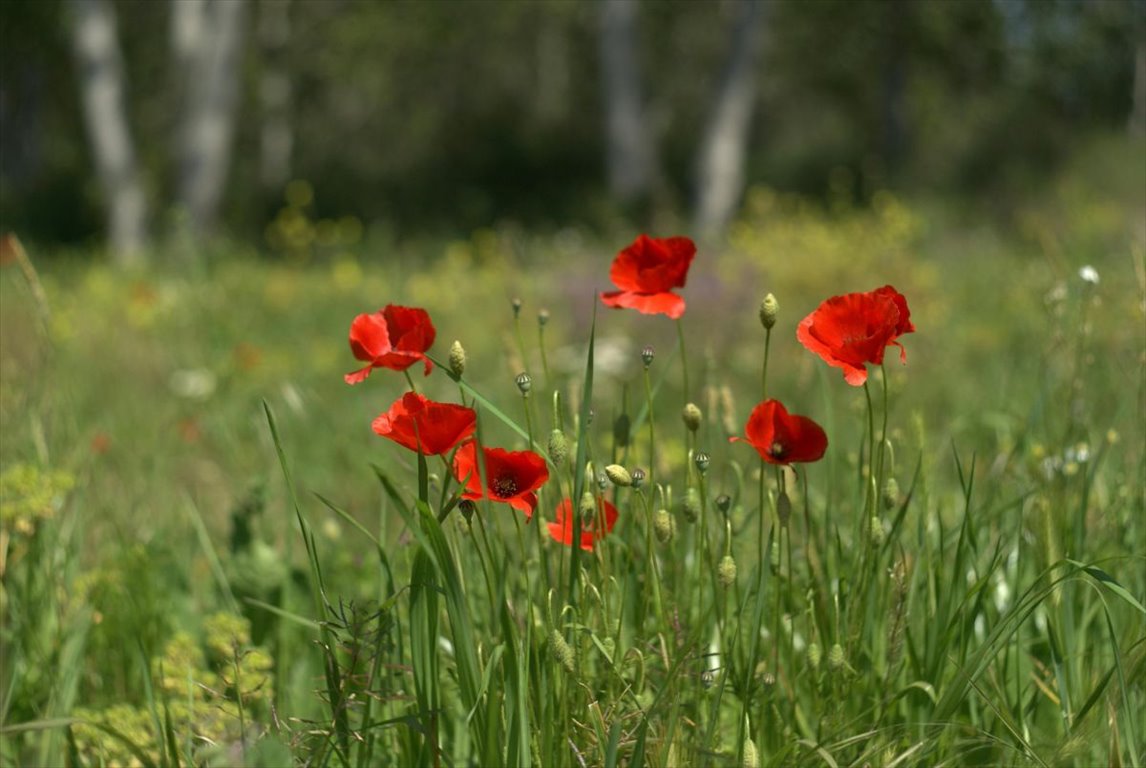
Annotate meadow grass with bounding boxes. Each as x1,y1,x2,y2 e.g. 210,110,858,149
1,137,1143,767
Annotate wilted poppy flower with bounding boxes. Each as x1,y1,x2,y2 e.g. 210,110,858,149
730,399,827,466
372,392,476,455
344,305,436,384
548,496,619,551
600,234,696,319
796,285,914,386
453,440,549,518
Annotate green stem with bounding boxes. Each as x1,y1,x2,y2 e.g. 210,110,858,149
676,318,690,406
404,369,419,394
761,327,773,401
538,318,552,391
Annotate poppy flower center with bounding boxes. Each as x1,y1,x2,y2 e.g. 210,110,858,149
769,441,786,459
491,476,519,498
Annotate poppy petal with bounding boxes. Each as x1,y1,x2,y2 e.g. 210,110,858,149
600,290,686,319
344,365,374,385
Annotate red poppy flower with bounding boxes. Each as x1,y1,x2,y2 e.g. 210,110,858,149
344,305,436,384
796,285,915,386
372,392,476,455
600,234,696,319
730,399,827,466
452,440,549,518
548,496,619,552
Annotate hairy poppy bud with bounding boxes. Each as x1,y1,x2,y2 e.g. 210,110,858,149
641,345,655,367
777,490,791,526
682,403,702,432
718,554,737,588
448,340,466,377
743,738,759,768
511,297,523,318
715,494,732,515
515,372,532,395
806,642,822,671
604,464,632,487
550,629,575,673
579,492,597,519
548,429,568,465
630,467,646,489
828,643,846,672
882,477,899,510
694,451,710,474
869,516,886,546
538,308,550,326
682,487,701,522
654,509,675,543
759,293,779,330
458,499,476,523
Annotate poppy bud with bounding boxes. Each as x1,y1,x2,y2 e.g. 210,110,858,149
694,451,710,474
682,487,701,522
550,629,575,673
641,345,655,367
538,308,550,326
759,293,779,330
604,464,632,487
743,738,759,768
682,403,702,432
869,516,885,546
630,467,646,489
515,372,532,395
718,554,737,588
827,643,846,672
613,414,631,447
579,492,597,519
715,494,732,515
882,477,899,510
458,499,476,523
548,429,568,465
654,509,675,542
770,539,780,570
777,490,791,526
596,469,608,490
449,340,466,377
511,297,523,318
701,668,715,689
806,642,822,671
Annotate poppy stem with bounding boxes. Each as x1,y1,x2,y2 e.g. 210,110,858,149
676,318,690,405
404,369,419,394
761,327,773,401
642,365,657,496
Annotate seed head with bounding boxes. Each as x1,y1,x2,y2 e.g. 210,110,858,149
759,293,779,330
827,643,846,671
718,555,737,588
630,467,646,489
654,509,675,542
742,737,759,768
448,340,466,377
641,345,655,367
806,642,822,671
869,516,886,546
604,464,632,487
694,451,710,474
458,499,476,523
538,308,550,326
715,494,732,515
515,372,532,395
682,403,702,432
511,297,523,318
578,492,597,519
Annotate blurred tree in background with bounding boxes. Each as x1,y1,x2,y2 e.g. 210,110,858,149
0,0,1143,262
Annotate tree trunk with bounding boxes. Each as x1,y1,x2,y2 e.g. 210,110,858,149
1130,39,1146,137
174,0,248,240
258,0,292,192
600,0,654,207
69,0,149,265
693,0,764,238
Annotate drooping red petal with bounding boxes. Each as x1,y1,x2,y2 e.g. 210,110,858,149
731,399,827,466
344,364,375,385
373,392,476,455
609,235,696,294
452,440,485,498
548,497,619,551
797,286,916,387
600,290,687,319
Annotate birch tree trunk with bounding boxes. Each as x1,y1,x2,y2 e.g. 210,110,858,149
258,0,292,192
174,0,248,240
693,0,764,238
69,0,149,265
600,0,654,206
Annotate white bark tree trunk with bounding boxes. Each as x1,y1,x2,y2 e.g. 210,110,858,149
174,0,248,240
693,0,764,238
600,0,654,206
258,0,292,191
69,0,149,265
